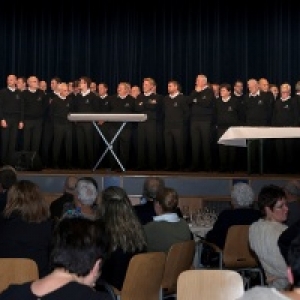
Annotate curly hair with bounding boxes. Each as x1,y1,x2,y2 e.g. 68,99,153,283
99,186,146,253
231,182,255,207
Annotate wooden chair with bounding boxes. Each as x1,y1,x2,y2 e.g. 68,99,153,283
177,269,245,300
0,258,39,293
113,251,166,300
199,224,265,289
161,239,196,299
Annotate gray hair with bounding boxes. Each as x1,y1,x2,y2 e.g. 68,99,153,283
231,182,255,207
76,179,98,206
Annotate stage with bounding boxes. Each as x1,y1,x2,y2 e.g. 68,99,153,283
17,168,297,198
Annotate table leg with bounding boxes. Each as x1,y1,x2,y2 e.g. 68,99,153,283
92,122,127,172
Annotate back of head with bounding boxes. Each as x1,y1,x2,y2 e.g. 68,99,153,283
51,217,109,276
257,184,286,215
155,187,179,213
284,180,300,198
100,186,146,252
142,176,165,201
231,182,255,208
100,186,134,221
64,176,78,194
287,233,300,287
0,165,17,190
75,177,98,206
4,179,49,222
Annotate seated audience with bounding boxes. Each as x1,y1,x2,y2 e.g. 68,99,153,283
134,176,182,225
0,216,112,300
249,184,289,290
96,186,147,292
238,233,300,299
0,180,53,277
202,182,261,266
0,165,17,212
205,182,261,249
144,186,192,253
134,176,165,225
284,180,300,227
49,175,78,220
61,176,99,220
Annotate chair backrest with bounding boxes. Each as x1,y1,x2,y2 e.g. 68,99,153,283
177,269,245,300
161,239,196,295
223,224,260,268
120,252,166,300
0,258,39,293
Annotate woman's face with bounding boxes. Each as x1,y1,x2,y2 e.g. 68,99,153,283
266,198,288,223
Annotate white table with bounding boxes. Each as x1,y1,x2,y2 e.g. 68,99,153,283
190,224,212,241
218,126,300,174
189,224,213,268
68,113,147,171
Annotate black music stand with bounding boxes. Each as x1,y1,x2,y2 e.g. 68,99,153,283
67,113,147,172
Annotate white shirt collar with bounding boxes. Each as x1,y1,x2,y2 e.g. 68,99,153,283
153,213,180,222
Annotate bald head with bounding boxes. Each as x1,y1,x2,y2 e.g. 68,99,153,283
64,176,78,194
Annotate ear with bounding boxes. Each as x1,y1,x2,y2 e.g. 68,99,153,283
287,266,294,285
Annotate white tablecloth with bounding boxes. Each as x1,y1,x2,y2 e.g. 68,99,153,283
190,224,212,241
190,224,213,269
218,126,300,147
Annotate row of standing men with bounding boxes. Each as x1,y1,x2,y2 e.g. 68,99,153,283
0,74,299,173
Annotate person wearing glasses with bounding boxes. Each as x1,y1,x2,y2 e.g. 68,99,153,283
249,184,289,290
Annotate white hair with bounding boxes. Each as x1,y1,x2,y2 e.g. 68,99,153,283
76,179,98,206
231,182,255,207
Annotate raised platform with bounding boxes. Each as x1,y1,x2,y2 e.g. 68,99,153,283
17,168,297,197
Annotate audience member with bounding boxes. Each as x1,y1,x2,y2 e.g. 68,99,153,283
0,217,112,300
0,165,17,212
49,175,78,220
0,180,53,277
144,186,192,253
96,186,146,291
284,180,300,227
249,184,289,290
134,176,165,225
238,233,300,299
202,182,261,266
61,176,99,220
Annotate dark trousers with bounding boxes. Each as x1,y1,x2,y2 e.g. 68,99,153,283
41,120,54,167
76,122,94,168
137,120,157,169
53,122,72,167
23,119,43,153
275,138,294,173
217,128,236,172
190,120,212,171
1,118,19,165
164,125,185,169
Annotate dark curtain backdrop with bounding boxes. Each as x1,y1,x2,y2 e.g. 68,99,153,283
0,3,299,94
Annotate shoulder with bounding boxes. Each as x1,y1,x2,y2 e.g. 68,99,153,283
0,282,33,298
